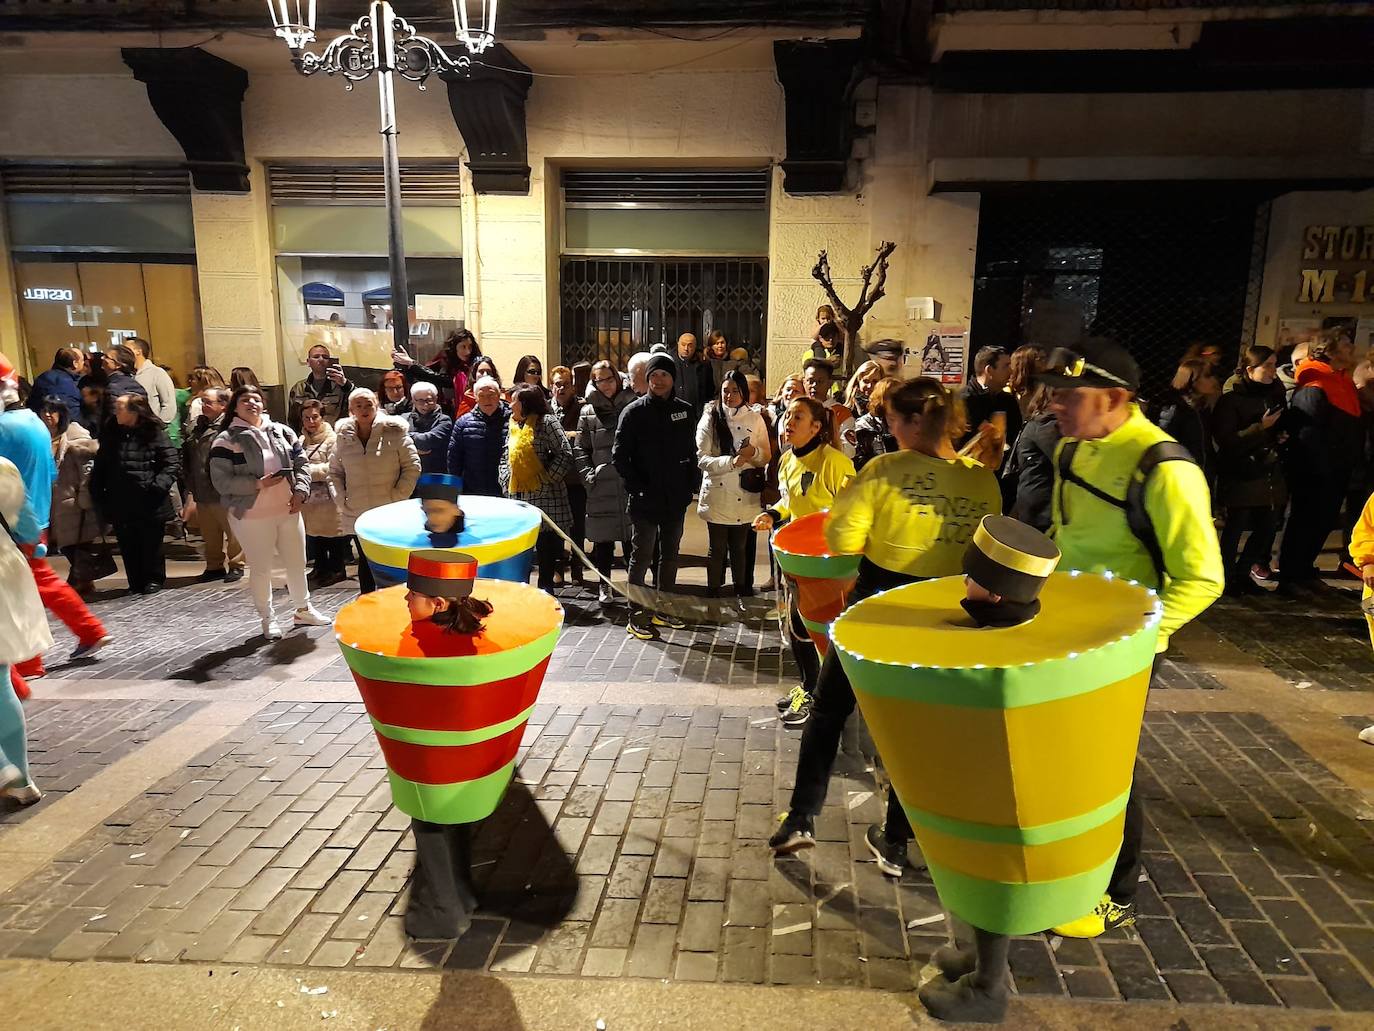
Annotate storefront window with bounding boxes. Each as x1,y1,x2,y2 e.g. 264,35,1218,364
14,257,203,385
275,256,466,389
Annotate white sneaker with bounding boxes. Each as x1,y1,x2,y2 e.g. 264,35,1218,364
262,618,283,641
293,605,329,627
2,781,42,806
1359,726,1374,745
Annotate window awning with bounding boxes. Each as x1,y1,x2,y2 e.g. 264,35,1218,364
302,281,344,304
362,287,392,303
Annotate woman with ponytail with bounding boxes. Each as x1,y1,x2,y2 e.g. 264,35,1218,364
500,383,574,591
769,377,1004,876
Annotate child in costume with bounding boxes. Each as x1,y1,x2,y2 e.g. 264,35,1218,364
830,514,1160,1023
353,472,540,587
752,396,855,724
334,549,562,939
920,515,1060,1023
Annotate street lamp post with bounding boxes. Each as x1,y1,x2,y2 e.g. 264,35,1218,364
266,0,497,359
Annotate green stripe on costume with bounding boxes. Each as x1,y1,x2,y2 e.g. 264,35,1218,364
905,788,1131,847
835,625,1156,710
386,759,517,823
339,626,559,686
925,852,1120,937
772,548,860,582
370,705,535,747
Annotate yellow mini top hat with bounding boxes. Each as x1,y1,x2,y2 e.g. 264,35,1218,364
963,515,1061,605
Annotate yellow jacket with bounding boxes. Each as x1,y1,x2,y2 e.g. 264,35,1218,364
771,442,855,524
1349,491,1374,651
826,450,1001,578
1051,405,1223,651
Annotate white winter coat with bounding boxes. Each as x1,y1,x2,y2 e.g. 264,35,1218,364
0,457,53,665
328,414,421,535
695,401,770,525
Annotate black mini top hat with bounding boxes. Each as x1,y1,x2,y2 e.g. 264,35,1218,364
413,472,461,504
962,515,1061,605
407,550,477,600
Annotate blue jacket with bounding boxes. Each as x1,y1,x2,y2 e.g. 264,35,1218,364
29,367,82,423
0,408,56,543
447,401,509,497
406,408,453,476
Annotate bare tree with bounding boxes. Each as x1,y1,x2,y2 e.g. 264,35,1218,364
811,240,897,370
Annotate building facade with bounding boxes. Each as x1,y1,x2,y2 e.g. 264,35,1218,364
1,1,1372,400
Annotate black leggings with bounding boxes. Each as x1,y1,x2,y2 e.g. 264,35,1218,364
591,541,627,578
707,522,751,596
353,535,376,594
787,560,920,843
310,535,352,576
535,530,561,591
788,601,820,693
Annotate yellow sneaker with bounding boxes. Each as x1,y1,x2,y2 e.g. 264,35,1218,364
1051,895,1134,938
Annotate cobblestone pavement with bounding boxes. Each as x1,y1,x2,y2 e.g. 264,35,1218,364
39,576,801,688
3,699,1374,1012
1199,581,1374,692
0,700,206,827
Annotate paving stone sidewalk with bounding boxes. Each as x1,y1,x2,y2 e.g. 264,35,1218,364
1199,581,1374,692
2,701,1374,1011
0,699,206,826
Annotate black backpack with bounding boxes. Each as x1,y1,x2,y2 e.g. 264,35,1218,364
1055,439,1197,586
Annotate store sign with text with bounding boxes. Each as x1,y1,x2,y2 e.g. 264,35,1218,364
1298,224,1374,303
23,287,74,302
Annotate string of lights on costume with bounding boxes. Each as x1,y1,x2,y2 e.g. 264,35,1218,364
832,515,1160,1023
334,549,563,938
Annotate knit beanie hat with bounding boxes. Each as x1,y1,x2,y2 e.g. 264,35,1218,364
646,353,676,382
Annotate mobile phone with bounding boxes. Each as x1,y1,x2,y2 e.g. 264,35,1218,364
328,358,342,369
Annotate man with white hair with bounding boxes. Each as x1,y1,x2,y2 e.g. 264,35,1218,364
447,376,510,497
404,381,452,476
626,352,652,397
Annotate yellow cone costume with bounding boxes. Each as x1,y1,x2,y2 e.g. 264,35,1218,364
833,515,1161,935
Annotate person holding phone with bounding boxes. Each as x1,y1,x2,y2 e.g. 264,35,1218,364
1212,345,1287,592
210,385,329,640
288,344,354,432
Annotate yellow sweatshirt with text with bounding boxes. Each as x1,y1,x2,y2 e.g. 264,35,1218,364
825,450,1001,577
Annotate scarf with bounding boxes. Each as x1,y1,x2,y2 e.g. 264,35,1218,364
507,416,544,494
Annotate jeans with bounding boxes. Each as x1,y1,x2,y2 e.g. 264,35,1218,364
0,666,30,784
197,501,244,573
627,509,686,614
706,522,751,596
113,518,166,593
787,560,920,843
1219,505,1278,582
230,512,311,620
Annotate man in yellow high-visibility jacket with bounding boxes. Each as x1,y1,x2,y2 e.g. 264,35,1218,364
1040,337,1224,938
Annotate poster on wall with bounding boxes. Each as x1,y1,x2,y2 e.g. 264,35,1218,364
920,328,967,385
1356,317,1374,353
1276,318,1320,351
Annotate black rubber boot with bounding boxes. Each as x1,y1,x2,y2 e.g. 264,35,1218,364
918,928,1010,1024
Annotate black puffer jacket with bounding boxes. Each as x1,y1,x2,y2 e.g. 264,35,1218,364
91,421,179,523
612,391,699,520
1006,412,1060,533
447,401,510,497
1212,377,1286,509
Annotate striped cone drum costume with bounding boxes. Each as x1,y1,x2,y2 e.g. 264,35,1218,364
833,516,1161,936
334,550,563,825
771,510,860,655
355,474,542,588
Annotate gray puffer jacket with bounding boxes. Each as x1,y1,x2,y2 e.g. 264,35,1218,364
208,417,310,519
575,388,634,544
328,413,421,535
50,424,101,548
